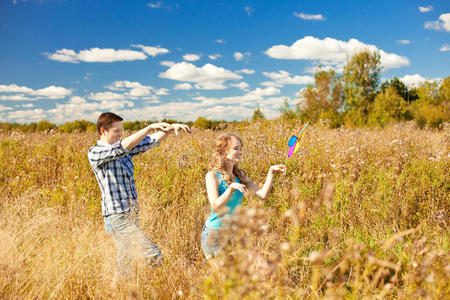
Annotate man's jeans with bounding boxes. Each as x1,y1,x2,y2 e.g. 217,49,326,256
104,210,163,278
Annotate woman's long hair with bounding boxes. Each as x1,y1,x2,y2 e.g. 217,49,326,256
209,133,249,185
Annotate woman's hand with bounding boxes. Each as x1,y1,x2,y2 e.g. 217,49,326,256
229,182,249,196
269,164,287,175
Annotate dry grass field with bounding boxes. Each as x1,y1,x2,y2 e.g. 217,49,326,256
0,120,448,299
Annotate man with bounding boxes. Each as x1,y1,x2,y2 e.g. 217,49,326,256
88,112,190,278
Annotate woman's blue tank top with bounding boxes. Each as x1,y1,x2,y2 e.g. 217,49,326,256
204,171,244,230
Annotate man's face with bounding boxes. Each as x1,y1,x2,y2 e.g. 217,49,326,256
101,121,123,144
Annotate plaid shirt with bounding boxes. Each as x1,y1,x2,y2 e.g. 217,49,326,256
88,136,159,217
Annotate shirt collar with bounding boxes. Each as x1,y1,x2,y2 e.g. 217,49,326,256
97,140,121,147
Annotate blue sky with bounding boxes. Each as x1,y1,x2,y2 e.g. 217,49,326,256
0,0,449,124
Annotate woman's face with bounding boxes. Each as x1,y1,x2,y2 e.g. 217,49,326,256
226,137,243,164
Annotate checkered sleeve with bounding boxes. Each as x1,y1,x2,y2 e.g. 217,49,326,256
128,135,160,157
88,143,130,168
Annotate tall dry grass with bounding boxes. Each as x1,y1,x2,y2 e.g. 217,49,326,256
0,120,448,299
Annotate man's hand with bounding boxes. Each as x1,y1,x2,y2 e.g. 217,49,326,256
149,122,173,132
172,124,191,136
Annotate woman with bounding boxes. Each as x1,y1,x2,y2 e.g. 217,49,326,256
201,133,286,259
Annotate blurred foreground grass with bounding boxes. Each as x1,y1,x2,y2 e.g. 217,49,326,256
0,120,448,299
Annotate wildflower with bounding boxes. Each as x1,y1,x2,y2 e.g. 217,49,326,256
309,250,328,265
280,242,290,252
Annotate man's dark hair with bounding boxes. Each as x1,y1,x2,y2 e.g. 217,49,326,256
97,112,123,134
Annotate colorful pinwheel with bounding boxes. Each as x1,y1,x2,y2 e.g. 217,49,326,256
285,121,309,163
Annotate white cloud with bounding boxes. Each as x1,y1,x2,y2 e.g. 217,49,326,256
88,91,125,101
293,12,326,21
70,96,86,104
3,80,171,123
46,47,147,63
147,2,162,8
45,99,135,124
121,102,258,122
174,83,193,90
215,39,226,44
230,82,250,91
193,87,281,107
399,74,441,88
245,6,254,16
425,13,450,32
161,60,175,67
183,54,201,61
107,80,144,91
0,84,33,93
33,86,72,99
0,104,12,112
106,81,165,99
194,82,228,90
234,51,251,61
159,62,242,90
3,86,295,124
236,68,255,75
265,36,410,71
155,88,169,95
209,54,222,60
180,87,287,120
0,84,71,100
246,87,280,98
0,94,35,101
419,6,433,13
108,81,148,96
7,109,46,123
396,40,410,45
46,49,78,63
62,98,132,112
128,86,152,97
131,44,169,57
21,103,34,108
261,70,314,87
304,63,342,74
234,52,244,61
440,44,450,51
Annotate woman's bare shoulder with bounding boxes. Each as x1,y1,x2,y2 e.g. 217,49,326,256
206,170,219,180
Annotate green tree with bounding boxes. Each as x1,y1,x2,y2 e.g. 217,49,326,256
0,123,15,131
279,99,297,120
343,50,381,126
36,120,56,132
438,76,450,103
411,78,449,128
416,81,440,105
381,77,418,103
123,121,147,131
57,120,96,133
23,123,37,132
300,69,343,127
368,86,408,127
193,117,220,130
251,107,265,121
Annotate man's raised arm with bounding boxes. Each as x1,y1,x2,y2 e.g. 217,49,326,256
120,122,173,150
